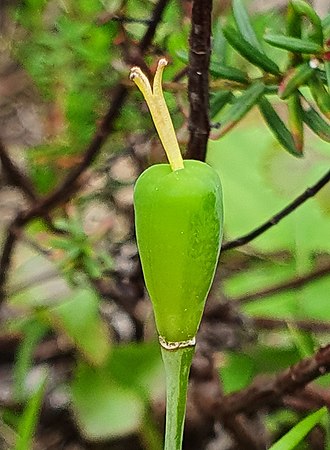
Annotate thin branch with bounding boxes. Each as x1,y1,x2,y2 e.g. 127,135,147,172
97,14,153,26
233,262,330,304
222,413,266,450
23,84,129,220
139,0,169,52
191,349,268,449
186,0,212,161
0,215,23,300
254,317,330,334
214,344,330,417
0,0,170,302
283,385,330,412
0,139,37,201
222,169,330,251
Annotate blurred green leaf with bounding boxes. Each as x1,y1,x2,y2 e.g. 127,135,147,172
219,352,255,394
259,97,301,156
252,346,301,374
14,0,47,29
242,273,330,320
71,342,163,441
212,18,229,64
65,90,98,147
14,371,47,450
71,361,144,440
70,342,163,442
105,342,164,400
216,81,265,137
81,255,102,279
14,320,48,401
286,324,315,358
219,345,303,395
323,14,330,38
269,407,327,450
224,259,298,299
232,0,264,53
222,24,281,75
44,288,110,366
27,146,59,194
264,34,322,54
208,120,330,253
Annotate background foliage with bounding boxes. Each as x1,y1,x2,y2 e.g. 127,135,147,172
0,0,329,449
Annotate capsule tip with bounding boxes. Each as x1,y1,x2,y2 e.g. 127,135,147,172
158,58,168,68
129,67,141,80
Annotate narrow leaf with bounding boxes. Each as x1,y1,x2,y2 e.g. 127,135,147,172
325,60,330,92
279,62,315,99
14,372,47,450
286,3,302,65
215,82,265,137
287,3,301,38
288,93,304,153
232,0,264,53
265,85,280,94
210,91,234,118
301,101,330,142
291,0,323,45
209,61,249,84
258,96,302,157
176,50,248,84
316,68,329,85
264,34,322,54
222,24,281,75
309,74,330,119
322,14,330,38
269,407,327,450
212,19,228,64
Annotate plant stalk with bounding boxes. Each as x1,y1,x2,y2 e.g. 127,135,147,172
161,345,195,450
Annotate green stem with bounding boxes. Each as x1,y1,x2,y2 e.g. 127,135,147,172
161,345,195,450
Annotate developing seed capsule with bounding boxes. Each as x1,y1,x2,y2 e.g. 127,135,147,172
134,160,223,343
131,59,223,346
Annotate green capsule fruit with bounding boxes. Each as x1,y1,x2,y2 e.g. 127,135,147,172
134,160,223,343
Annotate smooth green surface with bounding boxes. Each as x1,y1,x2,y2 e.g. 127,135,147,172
269,407,327,450
161,346,194,450
134,160,223,342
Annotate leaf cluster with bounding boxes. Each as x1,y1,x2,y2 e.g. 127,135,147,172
208,0,330,156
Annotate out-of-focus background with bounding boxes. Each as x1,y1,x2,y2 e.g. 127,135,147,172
0,0,330,449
